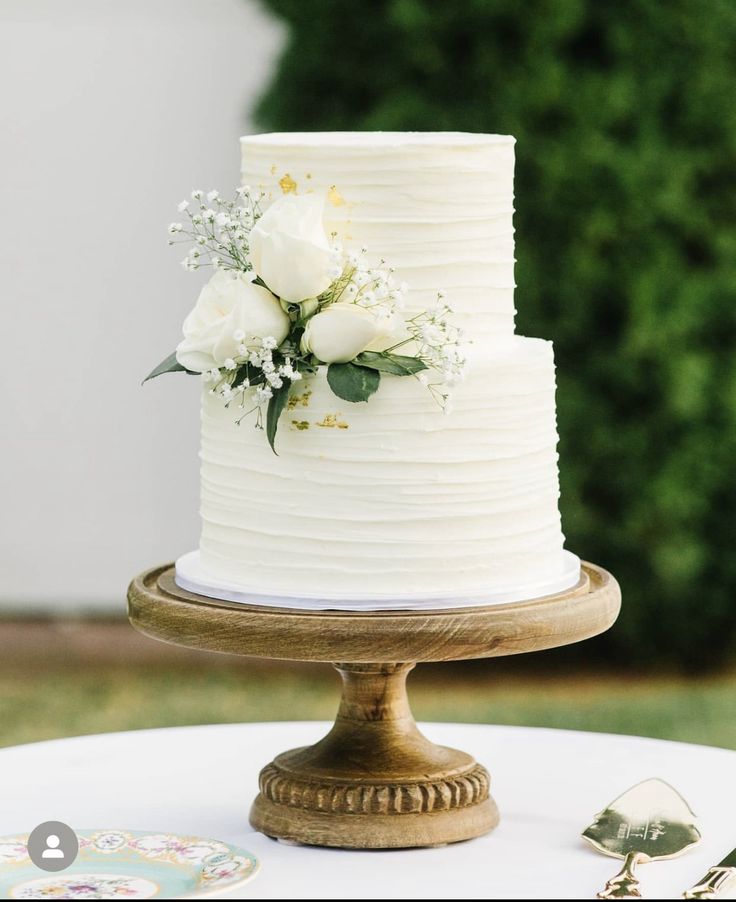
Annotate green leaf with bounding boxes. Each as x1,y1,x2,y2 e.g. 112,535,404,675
266,382,292,454
355,351,428,376
143,351,195,384
327,363,381,402
232,363,265,389
289,325,306,348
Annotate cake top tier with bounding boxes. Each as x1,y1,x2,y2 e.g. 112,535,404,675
241,131,517,342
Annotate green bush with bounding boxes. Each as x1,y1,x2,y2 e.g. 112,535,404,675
256,0,736,668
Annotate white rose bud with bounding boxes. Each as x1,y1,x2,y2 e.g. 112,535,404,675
301,304,383,364
248,194,334,303
175,270,289,373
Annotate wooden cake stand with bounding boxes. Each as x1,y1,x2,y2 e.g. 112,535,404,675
128,562,620,850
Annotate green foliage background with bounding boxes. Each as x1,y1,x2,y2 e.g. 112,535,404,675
256,0,736,666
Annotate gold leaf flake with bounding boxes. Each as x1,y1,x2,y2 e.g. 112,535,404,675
279,173,298,194
327,185,345,206
270,164,277,175
287,390,312,410
291,420,310,431
316,414,349,429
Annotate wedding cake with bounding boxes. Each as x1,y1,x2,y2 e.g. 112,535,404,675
167,132,577,605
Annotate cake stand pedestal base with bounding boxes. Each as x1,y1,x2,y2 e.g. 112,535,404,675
128,561,620,850
250,662,497,848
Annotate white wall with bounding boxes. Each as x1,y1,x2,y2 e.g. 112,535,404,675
0,0,284,612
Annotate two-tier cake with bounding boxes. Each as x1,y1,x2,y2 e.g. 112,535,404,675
173,132,578,605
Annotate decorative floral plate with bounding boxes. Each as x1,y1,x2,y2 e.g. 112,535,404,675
0,830,259,899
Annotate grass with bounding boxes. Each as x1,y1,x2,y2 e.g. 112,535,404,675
2,621,736,750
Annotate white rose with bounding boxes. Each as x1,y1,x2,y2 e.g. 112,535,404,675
300,304,385,364
175,269,289,372
248,194,334,303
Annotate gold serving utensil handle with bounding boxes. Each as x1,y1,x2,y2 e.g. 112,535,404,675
683,866,736,899
598,851,643,899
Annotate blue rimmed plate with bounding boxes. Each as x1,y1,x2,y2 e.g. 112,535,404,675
0,830,259,899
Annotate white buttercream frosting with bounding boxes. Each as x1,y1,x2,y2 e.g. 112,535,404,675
192,132,570,601
199,335,566,599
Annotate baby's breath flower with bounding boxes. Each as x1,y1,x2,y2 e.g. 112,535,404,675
170,186,262,273
224,358,236,371
397,298,467,411
420,324,442,344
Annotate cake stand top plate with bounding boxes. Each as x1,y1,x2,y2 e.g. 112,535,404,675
127,562,620,663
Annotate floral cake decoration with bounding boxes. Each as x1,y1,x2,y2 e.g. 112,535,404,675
146,186,466,451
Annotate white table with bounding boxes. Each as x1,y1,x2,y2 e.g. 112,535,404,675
1,722,733,899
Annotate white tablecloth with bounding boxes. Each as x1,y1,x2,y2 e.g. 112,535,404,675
1,722,734,899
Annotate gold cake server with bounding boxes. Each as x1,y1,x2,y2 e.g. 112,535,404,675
683,848,736,899
583,778,701,899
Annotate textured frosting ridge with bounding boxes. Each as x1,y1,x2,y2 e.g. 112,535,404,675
195,132,569,601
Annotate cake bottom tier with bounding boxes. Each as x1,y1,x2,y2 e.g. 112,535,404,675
197,335,570,601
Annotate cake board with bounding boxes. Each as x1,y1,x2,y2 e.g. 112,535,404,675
127,561,620,849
